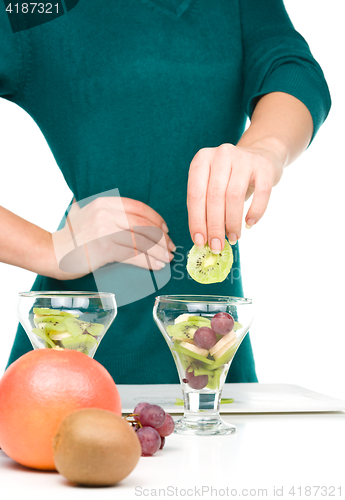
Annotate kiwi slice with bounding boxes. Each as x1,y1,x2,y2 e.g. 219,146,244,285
83,321,104,337
193,365,223,390
32,328,56,348
64,317,105,338
35,316,68,332
33,308,78,317
167,318,210,341
172,341,213,365
64,317,85,338
186,241,233,284
183,316,211,324
206,367,223,390
207,341,239,370
60,333,98,355
185,362,223,389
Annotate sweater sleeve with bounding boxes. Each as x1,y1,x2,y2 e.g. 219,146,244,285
0,8,24,98
240,0,331,143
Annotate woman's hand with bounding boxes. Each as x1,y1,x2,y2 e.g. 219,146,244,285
187,143,284,252
52,197,176,279
187,92,315,253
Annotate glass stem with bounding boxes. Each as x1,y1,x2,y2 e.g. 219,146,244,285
183,390,221,418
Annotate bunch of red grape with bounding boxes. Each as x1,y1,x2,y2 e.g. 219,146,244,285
130,403,175,456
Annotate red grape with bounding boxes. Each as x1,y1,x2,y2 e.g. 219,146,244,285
159,436,165,450
133,402,149,421
156,413,175,437
136,426,161,456
211,312,234,335
185,366,208,389
194,327,217,349
139,404,166,429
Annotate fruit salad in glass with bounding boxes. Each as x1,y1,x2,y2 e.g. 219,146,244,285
167,311,241,392
153,295,253,435
17,292,116,358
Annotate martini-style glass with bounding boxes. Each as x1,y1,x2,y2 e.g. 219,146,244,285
17,291,116,358
153,295,253,436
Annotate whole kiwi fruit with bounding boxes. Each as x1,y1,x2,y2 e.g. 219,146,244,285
53,408,141,486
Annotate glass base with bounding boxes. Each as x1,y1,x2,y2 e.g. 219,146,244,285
174,415,236,436
173,391,236,436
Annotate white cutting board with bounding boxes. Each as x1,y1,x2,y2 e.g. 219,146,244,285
117,383,345,414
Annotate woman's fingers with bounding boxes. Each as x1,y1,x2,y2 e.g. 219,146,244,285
125,252,169,271
126,214,176,252
104,197,170,234
187,148,213,248
87,197,176,251
86,236,168,271
225,164,252,244
206,146,232,253
187,144,280,247
245,168,273,228
110,228,173,264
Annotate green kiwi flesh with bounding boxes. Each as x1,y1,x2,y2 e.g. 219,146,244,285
191,363,224,390
186,241,233,284
33,308,77,317
83,322,104,336
34,310,104,340
64,317,85,338
34,316,68,332
207,340,240,370
172,341,213,364
32,328,56,348
167,318,211,340
60,333,98,355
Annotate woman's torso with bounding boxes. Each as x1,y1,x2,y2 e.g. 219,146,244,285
6,0,257,382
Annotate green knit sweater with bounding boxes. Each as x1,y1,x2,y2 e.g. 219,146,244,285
1,0,330,383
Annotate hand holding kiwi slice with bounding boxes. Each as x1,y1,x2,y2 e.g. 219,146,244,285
186,240,233,284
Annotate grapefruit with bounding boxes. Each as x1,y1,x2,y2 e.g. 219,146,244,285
0,349,121,470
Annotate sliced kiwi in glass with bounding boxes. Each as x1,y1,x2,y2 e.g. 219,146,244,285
206,367,223,390
167,318,210,341
35,316,68,332
207,341,239,370
184,316,211,325
172,341,213,365
64,317,104,338
64,317,85,338
186,362,223,389
83,322,104,337
32,328,56,348
33,308,78,317
60,333,98,355
186,241,233,284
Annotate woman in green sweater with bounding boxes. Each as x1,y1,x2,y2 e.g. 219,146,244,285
0,0,331,383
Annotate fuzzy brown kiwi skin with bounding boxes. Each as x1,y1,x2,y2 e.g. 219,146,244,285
53,409,141,486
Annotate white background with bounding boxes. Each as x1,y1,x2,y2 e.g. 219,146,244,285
1,0,344,400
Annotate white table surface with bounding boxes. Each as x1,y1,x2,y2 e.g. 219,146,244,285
118,383,345,413
1,384,345,499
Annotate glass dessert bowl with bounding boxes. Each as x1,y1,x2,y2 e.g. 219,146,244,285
153,295,253,436
17,291,117,358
